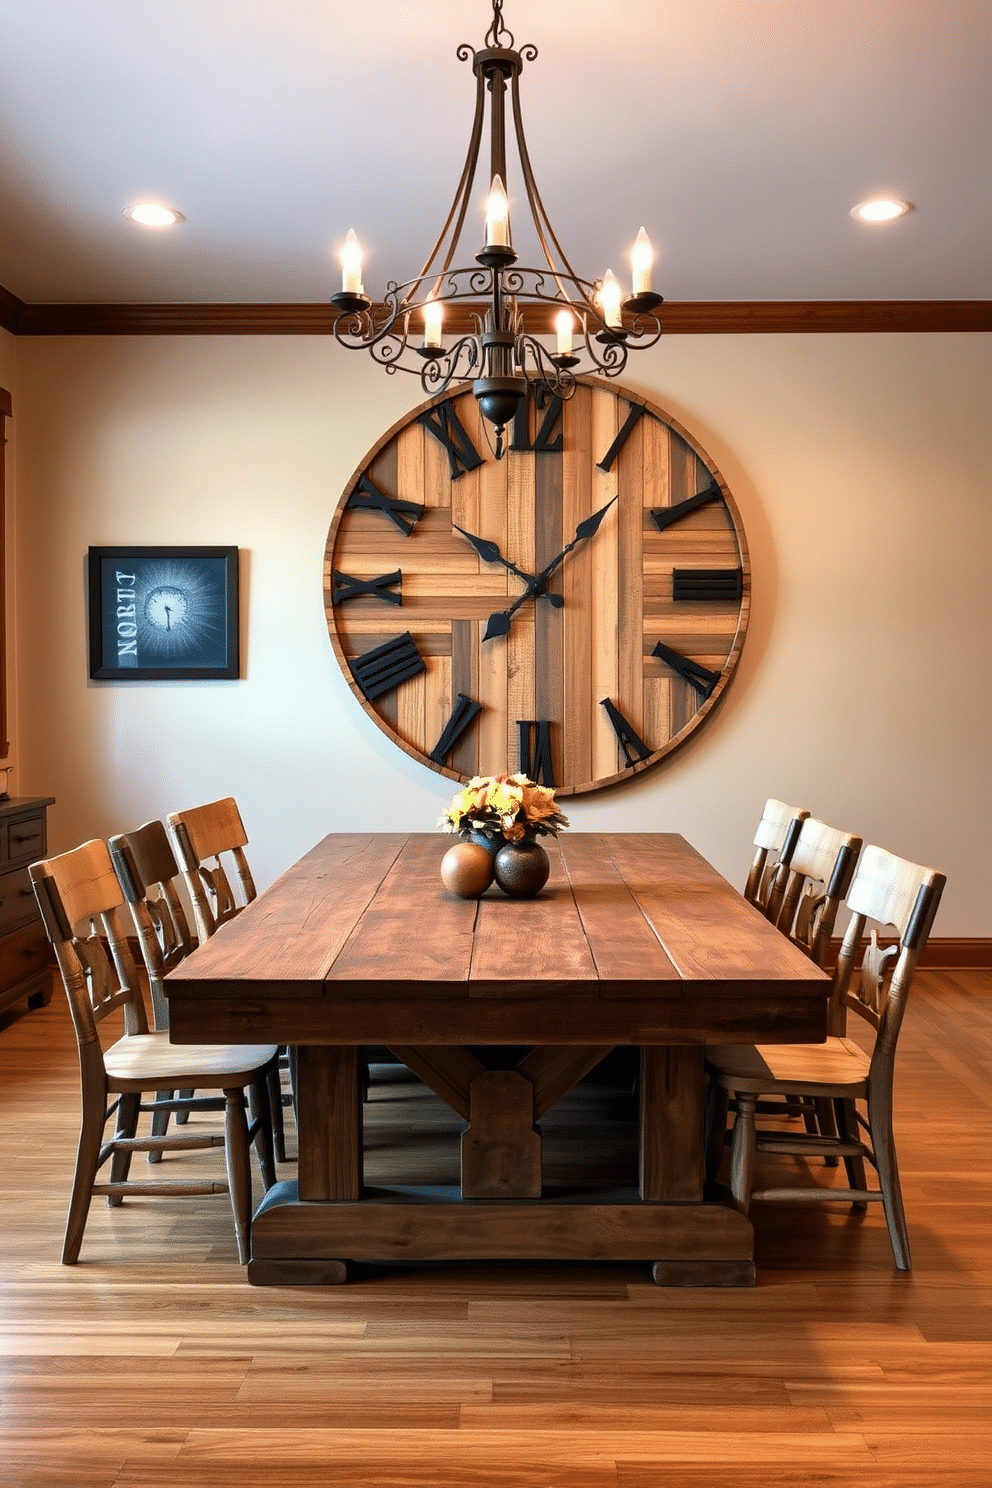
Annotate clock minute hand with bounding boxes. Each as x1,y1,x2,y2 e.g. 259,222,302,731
530,495,620,592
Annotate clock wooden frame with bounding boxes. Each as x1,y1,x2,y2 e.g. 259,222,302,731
324,379,749,796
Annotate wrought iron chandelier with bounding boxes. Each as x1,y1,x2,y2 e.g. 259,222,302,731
329,0,664,458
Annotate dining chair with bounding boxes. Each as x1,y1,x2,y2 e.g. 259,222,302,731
165,796,256,942
772,816,863,968
743,798,810,922
30,838,280,1265
166,796,295,1151
108,817,288,1164
108,819,197,1159
705,844,945,1270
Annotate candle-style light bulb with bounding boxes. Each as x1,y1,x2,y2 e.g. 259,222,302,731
598,269,623,329
555,309,574,357
423,296,444,350
485,174,510,248
340,229,364,295
631,227,653,296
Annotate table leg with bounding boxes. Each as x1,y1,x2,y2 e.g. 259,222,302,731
639,1045,705,1202
296,1045,361,1201
461,1070,542,1198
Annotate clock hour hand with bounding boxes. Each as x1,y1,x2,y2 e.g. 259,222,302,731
454,525,536,588
456,525,565,640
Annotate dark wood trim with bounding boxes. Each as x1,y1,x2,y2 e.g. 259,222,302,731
0,387,10,757
829,937,992,971
0,284,26,335
2,293,989,337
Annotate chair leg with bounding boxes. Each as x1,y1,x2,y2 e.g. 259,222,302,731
836,1097,869,1202
62,1100,107,1264
868,1089,911,1271
149,1089,173,1162
248,1076,278,1191
266,1065,287,1164
223,1087,253,1265
813,1097,840,1166
174,1088,194,1125
108,1092,140,1203
729,1092,757,1213
704,1080,729,1185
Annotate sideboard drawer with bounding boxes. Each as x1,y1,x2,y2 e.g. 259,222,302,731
0,920,49,995
0,798,56,1017
0,864,38,935
2,811,47,868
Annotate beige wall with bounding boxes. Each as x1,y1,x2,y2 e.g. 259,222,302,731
11,331,991,935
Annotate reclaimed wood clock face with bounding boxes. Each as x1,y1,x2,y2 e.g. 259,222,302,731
324,379,750,796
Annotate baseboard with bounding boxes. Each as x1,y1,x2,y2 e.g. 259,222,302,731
829,937,992,971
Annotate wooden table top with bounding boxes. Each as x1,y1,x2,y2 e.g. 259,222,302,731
165,833,829,1049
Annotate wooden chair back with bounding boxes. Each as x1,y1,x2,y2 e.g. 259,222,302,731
109,819,194,1030
774,817,862,967
30,839,149,1051
166,796,257,941
830,845,946,1061
743,799,810,921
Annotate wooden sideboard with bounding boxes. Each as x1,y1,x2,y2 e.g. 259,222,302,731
0,796,55,1017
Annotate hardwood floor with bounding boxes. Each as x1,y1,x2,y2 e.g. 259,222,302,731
1,972,989,1487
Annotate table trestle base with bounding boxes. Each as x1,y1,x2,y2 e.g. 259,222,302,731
247,1181,756,1287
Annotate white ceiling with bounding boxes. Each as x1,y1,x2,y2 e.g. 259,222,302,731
0,0,989,307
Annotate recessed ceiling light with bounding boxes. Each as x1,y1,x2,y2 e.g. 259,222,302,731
850,197,912,224
123,202,185,228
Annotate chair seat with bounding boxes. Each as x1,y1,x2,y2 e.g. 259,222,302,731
104,1031,279,1090
706,1037,870,1098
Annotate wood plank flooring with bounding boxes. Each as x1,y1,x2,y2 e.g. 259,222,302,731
1,971,990,1487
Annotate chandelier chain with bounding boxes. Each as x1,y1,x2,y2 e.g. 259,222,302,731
486,0,513,50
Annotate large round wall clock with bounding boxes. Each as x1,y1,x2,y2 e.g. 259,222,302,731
324,379,749,796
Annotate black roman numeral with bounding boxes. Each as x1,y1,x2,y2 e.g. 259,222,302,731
350,632,426,702
332,569,403,606
651,642,721,699
597,402,647,472
672,568,743,602
430,693,483,764
517,720,555,787
347,476,424,537
418,403,484,479
600,699,652,768
511,388,564,453
651,482,723,532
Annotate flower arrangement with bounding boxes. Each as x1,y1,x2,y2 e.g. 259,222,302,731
439,773,569,844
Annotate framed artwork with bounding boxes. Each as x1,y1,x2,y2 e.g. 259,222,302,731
87,546,240,681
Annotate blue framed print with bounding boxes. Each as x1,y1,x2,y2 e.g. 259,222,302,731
88,546,240,680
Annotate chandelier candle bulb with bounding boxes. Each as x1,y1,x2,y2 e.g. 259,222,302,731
341,230,364,295
555,309,574,357
599,269,623,328
631,227,653,295
485,174,510,247
423,297,444,350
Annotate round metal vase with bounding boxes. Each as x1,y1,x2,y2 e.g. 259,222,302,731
493,839,550,898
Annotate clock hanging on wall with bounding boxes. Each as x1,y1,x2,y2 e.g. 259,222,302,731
324,379,749,797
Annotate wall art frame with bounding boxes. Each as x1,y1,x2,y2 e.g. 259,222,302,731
87,546,240,681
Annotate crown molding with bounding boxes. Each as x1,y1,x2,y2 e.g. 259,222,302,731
0,283,26,334
1,288,988,337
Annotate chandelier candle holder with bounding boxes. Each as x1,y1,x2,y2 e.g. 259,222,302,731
330,0,663,458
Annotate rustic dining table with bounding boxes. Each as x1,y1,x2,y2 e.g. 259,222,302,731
165,831,829,1287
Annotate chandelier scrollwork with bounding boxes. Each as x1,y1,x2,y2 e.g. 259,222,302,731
330,0,663,458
